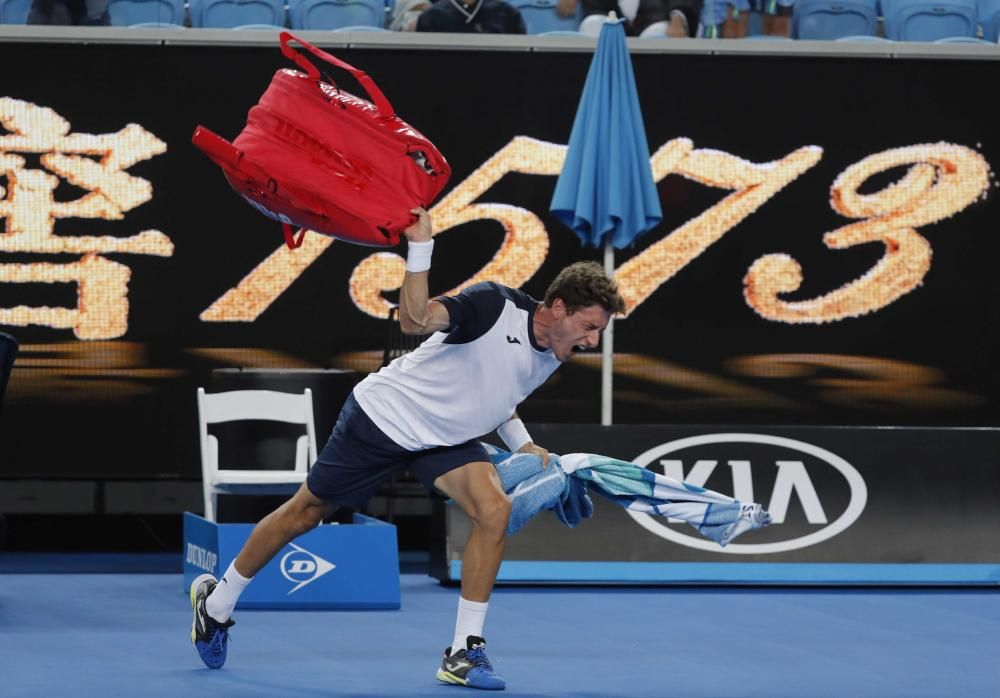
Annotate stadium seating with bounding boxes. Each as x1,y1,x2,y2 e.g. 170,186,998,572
792,0,879,39
331,23,391,29
288,0,384,29
107,0,185,25
0,0,31,24
880,0,977,40
835,33,894,39
190,0,286,28
507,0,581,34
933,34,991,40
976,0,1000,40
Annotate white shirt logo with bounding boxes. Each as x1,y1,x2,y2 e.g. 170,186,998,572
280,543,336,594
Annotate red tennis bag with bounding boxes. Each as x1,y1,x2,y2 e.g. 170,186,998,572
192,32,451,250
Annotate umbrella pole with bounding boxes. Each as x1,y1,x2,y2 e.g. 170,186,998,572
601,239,614,426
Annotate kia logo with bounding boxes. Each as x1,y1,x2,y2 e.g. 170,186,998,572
629,433,867,554
280,542,336,594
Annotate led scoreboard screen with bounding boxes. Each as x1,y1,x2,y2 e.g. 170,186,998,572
0,41,997,477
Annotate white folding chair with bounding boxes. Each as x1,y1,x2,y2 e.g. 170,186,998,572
197,387,318,522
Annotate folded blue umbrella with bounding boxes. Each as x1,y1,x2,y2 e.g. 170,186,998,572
549,19,662,250
484,444,772,547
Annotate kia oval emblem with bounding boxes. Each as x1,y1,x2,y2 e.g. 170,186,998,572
628,433,868,554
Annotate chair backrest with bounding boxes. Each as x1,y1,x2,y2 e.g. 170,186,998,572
0,0,31,24
881,0,977,40
792,0,879,39
190,0,285,27
107,0,185,25
289,0,384,29
197,387,318,521
0,332,18,417
505,0,580,33
979,0,1000,40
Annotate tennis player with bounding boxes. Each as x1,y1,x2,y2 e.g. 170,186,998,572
190,207,625,690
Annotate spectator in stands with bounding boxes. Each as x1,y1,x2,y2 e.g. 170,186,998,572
567,0,701,37
701,0,792,37
27,0,110,24
416,0,527,33
391,0,432,30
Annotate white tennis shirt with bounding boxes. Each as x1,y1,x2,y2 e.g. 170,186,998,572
353,282,562,451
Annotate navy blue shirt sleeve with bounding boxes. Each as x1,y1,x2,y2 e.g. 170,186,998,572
436,282,507,344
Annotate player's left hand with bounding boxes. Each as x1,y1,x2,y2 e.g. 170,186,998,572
404,207,433,243
517,442,550,468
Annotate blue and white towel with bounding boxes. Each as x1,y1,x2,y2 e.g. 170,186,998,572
485,444,772,547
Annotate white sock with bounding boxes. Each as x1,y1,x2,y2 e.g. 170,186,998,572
451,597,489,655
205,560,253,622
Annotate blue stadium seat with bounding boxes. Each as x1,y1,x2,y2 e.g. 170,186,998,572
190,0,285,27
933,34,991,40
107,0,185,24
880,0,977,40
288,0,383,28
233,22,286,27
0,0,31,24
331,22,390,29
507,0,580,33
792,0,879,39
129,20,185,24
834,33,893,39
977,0,1000,40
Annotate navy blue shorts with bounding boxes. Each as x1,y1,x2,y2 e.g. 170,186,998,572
306,392,490,509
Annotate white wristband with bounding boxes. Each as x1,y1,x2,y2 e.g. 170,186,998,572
497,418,532,452
406,239,434,273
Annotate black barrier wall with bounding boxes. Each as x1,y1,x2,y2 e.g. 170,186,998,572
437,425,1000,582
1,41,999,477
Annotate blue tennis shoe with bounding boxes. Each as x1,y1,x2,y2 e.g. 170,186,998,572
190,573,235,669
436,635,506,690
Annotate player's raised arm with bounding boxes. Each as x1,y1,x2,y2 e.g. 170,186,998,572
398,207,451,336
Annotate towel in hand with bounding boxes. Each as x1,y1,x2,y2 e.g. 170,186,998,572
485,444,771,546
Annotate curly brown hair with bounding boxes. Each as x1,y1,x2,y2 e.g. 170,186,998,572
543,261,626,315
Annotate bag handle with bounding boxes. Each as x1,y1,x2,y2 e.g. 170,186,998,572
283,224,306,249
279,31,395,120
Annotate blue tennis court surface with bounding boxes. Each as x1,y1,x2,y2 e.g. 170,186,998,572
1,572,997,696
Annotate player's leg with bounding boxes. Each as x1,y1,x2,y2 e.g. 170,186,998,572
431,460,511,690
190,392,401,669
190,482,336,668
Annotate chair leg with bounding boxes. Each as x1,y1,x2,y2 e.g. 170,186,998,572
203,488,216,522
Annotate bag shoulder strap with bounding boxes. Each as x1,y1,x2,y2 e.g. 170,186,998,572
279,31,395,120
